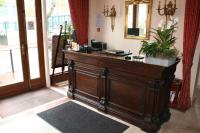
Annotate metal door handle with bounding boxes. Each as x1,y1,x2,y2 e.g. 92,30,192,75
21,44,25,55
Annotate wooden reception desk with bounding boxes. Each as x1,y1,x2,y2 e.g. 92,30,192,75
64,50,179,133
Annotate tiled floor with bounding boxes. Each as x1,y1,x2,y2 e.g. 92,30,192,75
50,81,69,96
0,88,65,118
0,96,70,133
159,89,200,133
0,86,199,133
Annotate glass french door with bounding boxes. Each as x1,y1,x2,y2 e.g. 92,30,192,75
0,0,45,98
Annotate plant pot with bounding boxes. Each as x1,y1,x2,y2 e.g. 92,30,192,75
145,56,176,67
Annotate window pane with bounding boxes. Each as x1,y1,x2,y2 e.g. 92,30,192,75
0,1,23,86
46,0,71,74
24,0,40,79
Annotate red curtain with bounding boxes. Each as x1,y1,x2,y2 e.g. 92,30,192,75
68,0,89,45
177,0,200,111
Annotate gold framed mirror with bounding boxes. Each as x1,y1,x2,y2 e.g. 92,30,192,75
124,0,152,40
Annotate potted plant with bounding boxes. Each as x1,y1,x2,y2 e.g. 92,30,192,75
139,18,179,66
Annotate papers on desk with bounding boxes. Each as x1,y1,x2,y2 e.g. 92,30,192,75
104,50,125,54
102,50,132,56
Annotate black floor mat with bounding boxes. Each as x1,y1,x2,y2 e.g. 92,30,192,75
38,101,129,133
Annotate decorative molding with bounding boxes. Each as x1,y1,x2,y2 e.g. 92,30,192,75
98,97,107,112
67,60,74,70
68,60,75,99
98,68,108,112
100,68,109,77
147,80,165,91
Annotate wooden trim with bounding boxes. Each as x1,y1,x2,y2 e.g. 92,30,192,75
51,72,69,85
34,0,46,87
31,78,46,90
0,0,46,99
16,0,31,89
0,0,30,97
0,83,27,99
132,5,137,28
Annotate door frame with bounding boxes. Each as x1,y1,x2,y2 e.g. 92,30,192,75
31,0,46,90
0,0,46,98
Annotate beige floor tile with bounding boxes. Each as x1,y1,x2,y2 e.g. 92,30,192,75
0,115,61,133
0,86,200,133
0,88,65,118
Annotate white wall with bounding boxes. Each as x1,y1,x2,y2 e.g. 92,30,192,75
197,70,200,89
88,0,200,99
192,36,200,94
42,0,51,87
198,62,200,89
89,0,185,79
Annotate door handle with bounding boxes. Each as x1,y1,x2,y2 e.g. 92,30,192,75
21,44,25,56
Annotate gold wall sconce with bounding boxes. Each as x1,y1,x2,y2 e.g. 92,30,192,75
157,0,177,24
103,5,117,32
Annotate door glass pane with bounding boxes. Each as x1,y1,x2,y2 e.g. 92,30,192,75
0,0,23,87
24,0,40,79
46,0,71,74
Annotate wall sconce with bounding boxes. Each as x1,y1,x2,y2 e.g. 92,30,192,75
157,0,177,24
103,5,117,32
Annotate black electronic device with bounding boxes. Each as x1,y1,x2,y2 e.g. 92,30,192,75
79,45,92,53
128,28,140,36
125,56,131,60
91,40,107,51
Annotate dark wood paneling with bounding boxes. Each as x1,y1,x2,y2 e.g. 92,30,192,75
35,0,46,87
0,83,27,99
64,51,165,79
108,78,146,116
76,71,98,97
64,51,179,133
51,72,69,85
16,0,30,89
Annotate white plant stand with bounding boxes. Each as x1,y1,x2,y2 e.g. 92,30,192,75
145,57,176,67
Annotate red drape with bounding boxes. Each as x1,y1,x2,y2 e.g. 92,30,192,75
68,0,89,45
177,0,200,111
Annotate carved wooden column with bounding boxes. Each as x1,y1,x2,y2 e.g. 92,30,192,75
98,68,108,112
67,60,75,99
144,80,167,133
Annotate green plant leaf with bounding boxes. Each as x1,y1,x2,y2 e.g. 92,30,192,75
139,22,179,58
